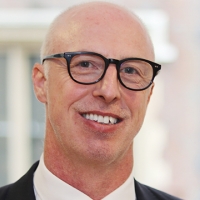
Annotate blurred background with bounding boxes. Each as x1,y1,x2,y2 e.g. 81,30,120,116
0,0,200,199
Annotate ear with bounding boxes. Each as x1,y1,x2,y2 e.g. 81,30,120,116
147,83,154,104
32,63,47,103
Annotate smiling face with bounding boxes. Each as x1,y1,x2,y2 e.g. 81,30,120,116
33,2,155,167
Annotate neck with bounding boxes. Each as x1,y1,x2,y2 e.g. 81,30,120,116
43,124,134,199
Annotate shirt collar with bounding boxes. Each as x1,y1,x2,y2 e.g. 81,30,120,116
34,154,136,200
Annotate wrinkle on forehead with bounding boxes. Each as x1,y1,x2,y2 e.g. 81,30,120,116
41,2,154,62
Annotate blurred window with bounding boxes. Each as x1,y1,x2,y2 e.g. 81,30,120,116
0,53,8,186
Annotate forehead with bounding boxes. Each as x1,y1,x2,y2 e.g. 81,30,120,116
48,3,154,60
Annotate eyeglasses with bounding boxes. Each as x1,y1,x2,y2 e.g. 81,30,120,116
42,51,161,91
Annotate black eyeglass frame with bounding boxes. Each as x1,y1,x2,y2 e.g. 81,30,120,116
42,51,161,91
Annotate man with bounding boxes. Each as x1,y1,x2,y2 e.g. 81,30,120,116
0,2,182,200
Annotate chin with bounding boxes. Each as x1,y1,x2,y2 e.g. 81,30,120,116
83,143,127,165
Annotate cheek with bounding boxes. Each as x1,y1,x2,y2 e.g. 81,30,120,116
126,90,150,132
45,77,87,139
46,72,88,107
45,74,94,132
128,89,150,112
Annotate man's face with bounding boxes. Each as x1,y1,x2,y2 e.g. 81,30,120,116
34,8,154,166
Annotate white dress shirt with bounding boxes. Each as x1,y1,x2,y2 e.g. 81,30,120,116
34,154,136,200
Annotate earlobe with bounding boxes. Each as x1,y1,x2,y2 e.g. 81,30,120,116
32,63,47,103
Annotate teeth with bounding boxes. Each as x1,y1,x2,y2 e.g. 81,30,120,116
94,114,98,121
104,116,109,124
98,115,104,123
110,117,117,124
83,114,118,124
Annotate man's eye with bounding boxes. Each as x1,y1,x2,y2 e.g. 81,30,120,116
123,67,137,74
79,61,91,68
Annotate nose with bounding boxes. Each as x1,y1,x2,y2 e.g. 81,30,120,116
92,64,121,103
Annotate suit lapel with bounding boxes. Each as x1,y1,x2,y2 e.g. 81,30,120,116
135,179,155,200
6,162,39,200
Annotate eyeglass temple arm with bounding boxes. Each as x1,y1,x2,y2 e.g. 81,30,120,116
42,53,65,63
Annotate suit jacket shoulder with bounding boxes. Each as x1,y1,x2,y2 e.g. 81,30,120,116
135,179,183,200
0,162,39,200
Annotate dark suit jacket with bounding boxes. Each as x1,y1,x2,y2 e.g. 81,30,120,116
0,161,183,200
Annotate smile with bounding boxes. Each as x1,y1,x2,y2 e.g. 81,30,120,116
82,113,119,125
